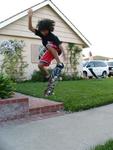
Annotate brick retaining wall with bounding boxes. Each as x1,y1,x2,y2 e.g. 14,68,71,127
0,93,64,123
0,97,29,122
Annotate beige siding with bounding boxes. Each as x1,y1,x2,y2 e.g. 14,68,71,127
1,35,80,79
0,35,41,79
0,5,84,45
62,43,83,76
0,4,85,79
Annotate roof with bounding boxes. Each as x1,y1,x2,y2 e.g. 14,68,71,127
84,55,113,61
0,0,91,47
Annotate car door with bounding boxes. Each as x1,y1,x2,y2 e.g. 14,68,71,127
93,61,101,76
94,61,106,76
86,61,95,76
100,61,108,75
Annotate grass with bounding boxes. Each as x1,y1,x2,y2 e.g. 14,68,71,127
91,139,113,150
15,78,113,111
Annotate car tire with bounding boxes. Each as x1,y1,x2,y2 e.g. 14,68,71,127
102,71,107,78
83,71,88,78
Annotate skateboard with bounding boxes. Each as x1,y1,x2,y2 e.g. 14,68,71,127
44,63,64,96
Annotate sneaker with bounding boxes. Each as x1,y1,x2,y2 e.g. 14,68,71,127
52,63,64,78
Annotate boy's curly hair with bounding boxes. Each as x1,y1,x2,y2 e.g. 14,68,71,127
37,19,55,32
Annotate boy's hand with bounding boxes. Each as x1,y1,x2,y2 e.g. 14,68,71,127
59,44,66,61
62,52,66,61
28,9,33,17
28,8,35,33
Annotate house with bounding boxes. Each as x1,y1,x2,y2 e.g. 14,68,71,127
84,55,113,61
0,0,90,79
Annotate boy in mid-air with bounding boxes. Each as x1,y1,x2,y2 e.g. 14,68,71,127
28,9,65,81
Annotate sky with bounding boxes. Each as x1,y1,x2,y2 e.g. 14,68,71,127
0,0,113,58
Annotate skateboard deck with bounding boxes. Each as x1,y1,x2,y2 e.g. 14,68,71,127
44,64,64,96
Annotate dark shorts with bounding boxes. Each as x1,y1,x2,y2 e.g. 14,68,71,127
40,44,61,66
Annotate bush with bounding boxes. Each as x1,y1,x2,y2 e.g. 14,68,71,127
31,70,45,82
0,40,28,82
31,69,52,82
0,74,15,99
31,70,83,82
61,72,83,81
61,72,72,81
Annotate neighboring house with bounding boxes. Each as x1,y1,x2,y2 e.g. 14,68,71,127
84,55,113,61
0,0,90,79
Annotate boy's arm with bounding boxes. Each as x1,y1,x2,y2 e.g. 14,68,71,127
59,44,66,60
28,9,35,33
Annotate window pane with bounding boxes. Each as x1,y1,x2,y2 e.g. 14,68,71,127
94,61,106,67
100,62,107,67
108,62,113,66
88,62,95,67
31,44,45,63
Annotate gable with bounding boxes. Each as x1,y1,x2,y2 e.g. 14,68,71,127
0,4,88,46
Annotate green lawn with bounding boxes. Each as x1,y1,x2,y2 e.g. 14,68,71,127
91,140,113,150
15,78,113,111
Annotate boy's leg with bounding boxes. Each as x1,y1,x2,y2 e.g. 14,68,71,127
39,45,64,80
46,44,64,78
38,62,50,78
46,44,61,64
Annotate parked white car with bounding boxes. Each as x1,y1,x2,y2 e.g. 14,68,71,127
83,60,109,78
106,60,113,76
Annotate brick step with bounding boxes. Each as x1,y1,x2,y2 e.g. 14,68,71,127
15,93,64,116
29,98,64,115
0,93,64,123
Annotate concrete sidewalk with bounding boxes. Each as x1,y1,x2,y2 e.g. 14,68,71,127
0,104,113,150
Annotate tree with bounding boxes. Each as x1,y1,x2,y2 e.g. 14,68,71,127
66,43,82,76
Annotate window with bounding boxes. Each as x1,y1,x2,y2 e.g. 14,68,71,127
94,61,107,67
86,62,95,68
31,44,45,63
100,62,107,67
83,62,88,67
108,62,113,66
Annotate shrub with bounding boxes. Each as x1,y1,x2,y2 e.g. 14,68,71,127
65,43,82,75
61,72,72,81
61,72,83,81
31,69,52,82
0,74,15,99
31,70,44,82
31,69,83,82
0,40,28,82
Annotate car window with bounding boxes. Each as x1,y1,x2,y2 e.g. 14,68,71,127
94,61,107,67
83,62,88,67
108,62,113,66
86,62,95,67
101,62,107,67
